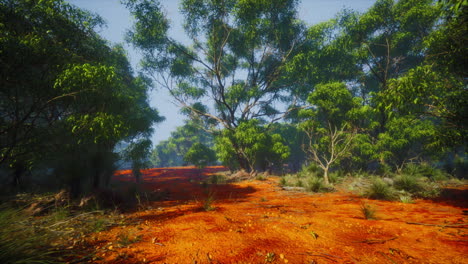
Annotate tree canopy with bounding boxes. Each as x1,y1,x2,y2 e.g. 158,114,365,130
0,0,162,194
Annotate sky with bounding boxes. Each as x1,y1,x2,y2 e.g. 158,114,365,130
67,0,376,145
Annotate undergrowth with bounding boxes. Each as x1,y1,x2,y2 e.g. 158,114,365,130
0,191,126,264
360,203,376,220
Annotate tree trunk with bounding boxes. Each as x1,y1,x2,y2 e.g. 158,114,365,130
323,167,330,185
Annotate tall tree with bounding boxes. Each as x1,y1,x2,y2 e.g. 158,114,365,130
0,0,162,193
125,0,305,171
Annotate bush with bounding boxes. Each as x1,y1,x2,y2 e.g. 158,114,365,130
280,173,333,193
394,174,422,193
364,178,396,200
298,163,323,178
279,177,287,186
399,194,414,204
305,176,326,192
360,203,376,220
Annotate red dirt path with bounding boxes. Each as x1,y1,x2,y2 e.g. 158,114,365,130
90,166,467,263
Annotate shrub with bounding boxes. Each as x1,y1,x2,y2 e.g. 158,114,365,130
360,203,376,220
364,178,396,200
202,190,216,211
399,195,414,204
328,171,342,184
305,176,325,192
279,177,287,186
394,174,422,193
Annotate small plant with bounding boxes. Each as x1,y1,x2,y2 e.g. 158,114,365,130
265,252,276,263
360,203,376,220
202,190,216,211
256,174,267,181
296,179,304,187
364,178,396,200
399,195,414,204
305,176,325,193
279,177,287,186
260,197,268,202
117,229,142,247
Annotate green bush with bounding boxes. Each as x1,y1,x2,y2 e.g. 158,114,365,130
364,178,396,200
394,174,422,193
305,176,325,192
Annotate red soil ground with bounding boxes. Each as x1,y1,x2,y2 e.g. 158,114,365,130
89,166,467,263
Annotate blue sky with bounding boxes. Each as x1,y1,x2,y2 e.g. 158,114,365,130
67,0,376,145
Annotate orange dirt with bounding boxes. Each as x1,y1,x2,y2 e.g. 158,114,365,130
88,167,467,263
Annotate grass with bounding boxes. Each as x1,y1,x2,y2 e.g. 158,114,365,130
117,229,142,247
399,194,414,204
255,174,267,181
280,171,333,193
0,207,59,264
0,189,127,264
202,190,216,211
360,203,376,220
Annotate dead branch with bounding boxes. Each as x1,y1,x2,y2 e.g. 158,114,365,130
352,237,397,244
405,222,468,228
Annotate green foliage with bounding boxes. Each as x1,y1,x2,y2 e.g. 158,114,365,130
364,178,396,200
125,0,304,172
299,82,360,184
151,120,213,167
123,139,153,182
399,195,414,204
215,120,290,172
305,176,327,193
280,169,332,193
0,0,162,193
184,143,217,168
393,174,422,193
374,117,437,168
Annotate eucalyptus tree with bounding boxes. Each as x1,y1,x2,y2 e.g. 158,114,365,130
299,82,362,184
0,0,162,193
125,0,305,172
150,119,214,167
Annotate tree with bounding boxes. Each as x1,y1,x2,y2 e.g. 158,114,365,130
215,119,289,173
184,143,217,168
150,120,213,167
299,82,360,184
125,0,305,171
0,0,162,194
123,139,153,183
